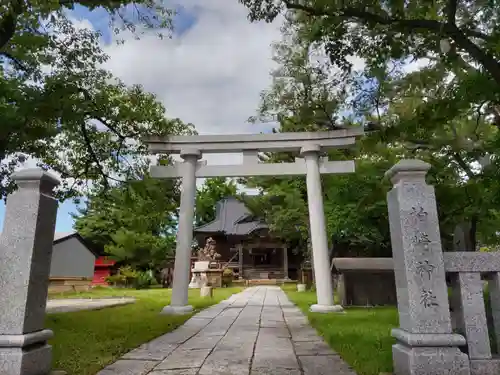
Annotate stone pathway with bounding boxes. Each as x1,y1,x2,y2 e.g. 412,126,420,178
97,286,357,375
46,298,135,313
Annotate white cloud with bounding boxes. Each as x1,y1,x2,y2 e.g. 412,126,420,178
103,2,281,145
99,1,283,194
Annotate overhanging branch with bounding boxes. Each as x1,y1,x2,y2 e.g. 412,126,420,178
0,51,27,71
282,1,500,86
0,1,24,50
79,123,109,188
446,0,458,24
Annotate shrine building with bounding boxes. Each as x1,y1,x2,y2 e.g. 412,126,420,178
193,197,302,281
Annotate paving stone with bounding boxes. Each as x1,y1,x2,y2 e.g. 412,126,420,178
195,309,224,319
293,340,335,356
260,321,287,328
230,302,247,308
122,343,177,361
259,327,290,338
182,317,213,329
231,321,260,329
220,306,242,314
200,349,253,374
216,339,256,353
149,370,198,375
200,326,231,336
96,360,159,375
198,363,250,375
255,339,294,353
155,349,212,370
99,287,359,375
155,327,202,345
199,318,234,335
278,301,296,308
290,327,321,342
217,331,257,341
180,334,223,350
285,318,309,327
251,368,301,375
252,349,299,368
299,355,357,375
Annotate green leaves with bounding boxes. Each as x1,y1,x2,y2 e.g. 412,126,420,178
239,0,500,252
0,1,191,199
74,166,179,269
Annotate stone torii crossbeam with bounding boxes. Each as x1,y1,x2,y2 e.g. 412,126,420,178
144,128,364,315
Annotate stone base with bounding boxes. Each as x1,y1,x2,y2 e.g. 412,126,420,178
470,358,500,375
392,343,470,375
309,304,344,313
188,272,205,289
0,343,52,375
200,286,213,298
160,304,193,315
297,284,306,292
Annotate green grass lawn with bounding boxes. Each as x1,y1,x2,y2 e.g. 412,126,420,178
282,284,398,375
46,286,243,375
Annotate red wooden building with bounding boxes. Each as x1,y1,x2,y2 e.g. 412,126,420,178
92,256,116,285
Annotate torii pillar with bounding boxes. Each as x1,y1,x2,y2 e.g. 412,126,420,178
161,149,201,315
302,144,343,312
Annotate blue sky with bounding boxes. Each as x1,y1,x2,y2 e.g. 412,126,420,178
0,4,201,234
0,199,81,233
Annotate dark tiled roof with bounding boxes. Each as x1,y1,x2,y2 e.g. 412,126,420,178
53,231,100,258
194,197,267,235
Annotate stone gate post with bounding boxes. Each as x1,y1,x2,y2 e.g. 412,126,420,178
0,168,60,375
301,144,342,313
161,149,201,315
386,160,470,375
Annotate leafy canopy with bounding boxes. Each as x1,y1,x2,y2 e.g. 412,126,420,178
73,163,179,269
0,1,193,199
239,0,500,253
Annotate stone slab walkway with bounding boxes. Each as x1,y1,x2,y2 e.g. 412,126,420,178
96,286,357,375
46,298,135,313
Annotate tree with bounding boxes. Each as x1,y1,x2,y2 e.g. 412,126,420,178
0,1,193,199
195,178,238,227
241,21,500,255
73,161,179,270
240,0,500,251
241,0,500,86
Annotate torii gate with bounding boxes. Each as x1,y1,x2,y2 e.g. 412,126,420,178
144,128,363,314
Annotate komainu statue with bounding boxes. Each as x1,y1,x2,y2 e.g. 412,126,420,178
197,237,221,262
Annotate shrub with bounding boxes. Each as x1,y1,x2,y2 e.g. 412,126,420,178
105,274,127,287
222,268,234,287
134,270,156,290
105,266,139,288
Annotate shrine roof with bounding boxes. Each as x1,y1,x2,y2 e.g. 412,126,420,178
194,197,267,236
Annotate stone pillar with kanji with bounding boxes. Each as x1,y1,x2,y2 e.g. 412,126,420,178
386,160,470,375
0,169,60,375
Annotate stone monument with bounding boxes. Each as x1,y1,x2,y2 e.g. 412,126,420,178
189,238,221,289
385,160,470,375
0,169,60,375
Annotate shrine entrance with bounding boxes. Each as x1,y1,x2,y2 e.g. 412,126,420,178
144,129,363,315
252,252,271,267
